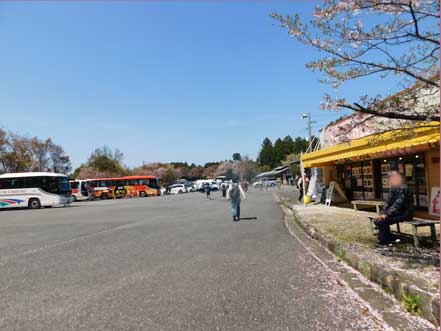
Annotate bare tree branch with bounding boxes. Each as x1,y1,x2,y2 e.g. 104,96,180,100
338,102,440,122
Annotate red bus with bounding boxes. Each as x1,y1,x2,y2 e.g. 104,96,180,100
88,175,160,199
122,175,160,197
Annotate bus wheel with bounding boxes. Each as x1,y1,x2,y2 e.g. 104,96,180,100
140,191,147,198
101,193,108,200
28,198,41,209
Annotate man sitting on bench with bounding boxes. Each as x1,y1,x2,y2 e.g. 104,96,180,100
374,171,414,246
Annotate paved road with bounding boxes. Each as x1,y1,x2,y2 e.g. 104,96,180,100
0,189,390,330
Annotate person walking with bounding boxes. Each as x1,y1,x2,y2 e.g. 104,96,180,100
374,171,413,246
204,183,212,200
221,183,227,199
87,183,94,201
297,176,304,202
297,176,310,203
227,182,246,222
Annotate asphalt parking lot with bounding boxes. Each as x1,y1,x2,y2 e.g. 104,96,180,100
0,189,392,330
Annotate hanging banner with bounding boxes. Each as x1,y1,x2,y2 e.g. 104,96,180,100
429,187,440,216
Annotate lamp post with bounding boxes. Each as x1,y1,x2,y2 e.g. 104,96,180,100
301,112,312,152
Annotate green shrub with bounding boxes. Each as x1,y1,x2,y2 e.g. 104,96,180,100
384,287,394,295
402,292,422,315
336,247,346,263
358,261,372,279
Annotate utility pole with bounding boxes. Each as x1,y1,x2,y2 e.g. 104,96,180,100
307,112,312,151
301,112,312,152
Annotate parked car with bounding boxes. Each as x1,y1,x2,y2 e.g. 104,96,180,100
168,184,187,194
186,184,196,192
252,181,262,188
253,179,276,188
195,179,216,191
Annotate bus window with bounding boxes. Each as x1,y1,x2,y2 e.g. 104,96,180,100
114,180,124,187
25,177,42,188
41,177,57,193
81,181,88,191
96,180,104,187
11,178,27,188
148,178,159,189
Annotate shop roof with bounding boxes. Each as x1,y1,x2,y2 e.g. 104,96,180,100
301,122,440,168
256,166,290,179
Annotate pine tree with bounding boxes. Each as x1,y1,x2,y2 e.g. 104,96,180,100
293,137,309,154
273,138,284,167
282,135,295,156
258,138,274,169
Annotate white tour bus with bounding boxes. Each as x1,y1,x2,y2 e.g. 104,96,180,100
0,172,73,209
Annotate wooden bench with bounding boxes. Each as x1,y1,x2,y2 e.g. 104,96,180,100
368,216,439,247
352,200,385,214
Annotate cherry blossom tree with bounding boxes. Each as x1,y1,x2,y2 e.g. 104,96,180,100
271,0,440,123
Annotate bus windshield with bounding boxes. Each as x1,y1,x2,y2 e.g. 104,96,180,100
57,177,71,194
40,176,71,194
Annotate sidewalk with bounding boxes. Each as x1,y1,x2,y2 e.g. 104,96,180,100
276,189,440,327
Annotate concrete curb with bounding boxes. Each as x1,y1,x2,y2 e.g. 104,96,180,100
275,194,440,327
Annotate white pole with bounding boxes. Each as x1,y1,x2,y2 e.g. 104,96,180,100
300,152,306,206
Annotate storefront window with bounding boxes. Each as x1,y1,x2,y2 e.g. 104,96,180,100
338,161,374,200
362,163,374,199
379,154,426,209
336,153,428,209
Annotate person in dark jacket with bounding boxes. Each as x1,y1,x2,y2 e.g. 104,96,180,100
221,183,227,199
374,171,414,246
204,183,212,200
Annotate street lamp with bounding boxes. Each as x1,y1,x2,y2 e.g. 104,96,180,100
300,112,312,152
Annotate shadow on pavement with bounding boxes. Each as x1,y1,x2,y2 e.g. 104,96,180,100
238,217,258,221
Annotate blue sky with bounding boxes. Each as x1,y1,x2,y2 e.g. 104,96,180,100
0,1,399,168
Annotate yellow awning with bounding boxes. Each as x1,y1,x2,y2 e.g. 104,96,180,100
302,123,440,168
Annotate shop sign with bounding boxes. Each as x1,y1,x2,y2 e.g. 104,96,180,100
429,187,440,216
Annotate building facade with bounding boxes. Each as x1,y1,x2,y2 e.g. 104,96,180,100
302,119,439,214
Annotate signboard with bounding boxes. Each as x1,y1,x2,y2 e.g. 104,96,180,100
325,181,334,206
333,182,349,203
325,181,349,205
429,187,440,216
